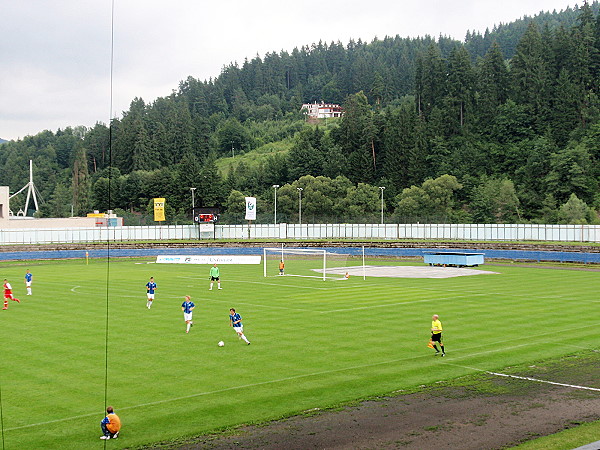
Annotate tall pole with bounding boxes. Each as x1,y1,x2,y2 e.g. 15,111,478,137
297,187,303,225
273,185,279,224
190,187,196,218
379,186,385,224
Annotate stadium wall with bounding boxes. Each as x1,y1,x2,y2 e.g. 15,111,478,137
0,245,598,264
1,223,599,244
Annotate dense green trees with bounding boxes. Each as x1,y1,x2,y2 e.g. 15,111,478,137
2,4,600,224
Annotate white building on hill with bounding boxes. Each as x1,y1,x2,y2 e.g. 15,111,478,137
301,101,343,119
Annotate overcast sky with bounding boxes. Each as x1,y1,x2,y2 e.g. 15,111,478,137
0,0,576,141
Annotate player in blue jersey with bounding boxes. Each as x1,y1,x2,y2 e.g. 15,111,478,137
229,308,250,344
182,295,195,333
145,277,157,309
24,269,33,295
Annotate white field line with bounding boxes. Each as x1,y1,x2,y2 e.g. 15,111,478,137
442,322,600,360
178,276,331,290
65,285,328,312
486,371,600,391
321,292,489,313
418,285,588,302
7,326,599,432
4,351,439,432
67,280,596,317
194,296,320,313
322,297,444,313
443,362,600,392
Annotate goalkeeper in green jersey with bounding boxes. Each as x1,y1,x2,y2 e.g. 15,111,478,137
209,263,222,290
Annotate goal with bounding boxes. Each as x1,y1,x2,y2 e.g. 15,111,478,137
263,247,350,280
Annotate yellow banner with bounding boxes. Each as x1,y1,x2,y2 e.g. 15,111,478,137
153,198,166,222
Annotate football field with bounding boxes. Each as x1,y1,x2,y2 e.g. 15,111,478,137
0,256,598,449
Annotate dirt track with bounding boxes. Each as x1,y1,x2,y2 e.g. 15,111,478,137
148,353,600,450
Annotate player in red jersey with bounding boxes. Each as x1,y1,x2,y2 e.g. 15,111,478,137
3,279,20,310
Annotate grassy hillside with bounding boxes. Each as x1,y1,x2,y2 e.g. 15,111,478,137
215,139,292,176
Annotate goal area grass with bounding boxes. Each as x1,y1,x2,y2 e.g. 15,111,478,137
0,256,598,448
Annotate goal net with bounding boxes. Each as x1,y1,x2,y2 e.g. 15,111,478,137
263,247,351,280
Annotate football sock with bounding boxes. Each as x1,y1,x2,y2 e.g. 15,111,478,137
186,323,191,332
434,345,439,352
27,288,32,295
241,334,249,344
3,299,7,309
441,345,445,353
210,283,213,290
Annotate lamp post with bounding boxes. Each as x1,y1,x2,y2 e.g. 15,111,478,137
297,187,303,225
190,187,196,218
272,184,279,224
378,186,385,224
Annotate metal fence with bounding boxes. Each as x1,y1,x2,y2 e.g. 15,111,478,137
217,223,600,242
0,223,599,244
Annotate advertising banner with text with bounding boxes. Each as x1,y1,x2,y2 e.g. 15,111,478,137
156,255,261,264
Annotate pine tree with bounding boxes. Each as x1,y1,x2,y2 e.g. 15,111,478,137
72,143,91,215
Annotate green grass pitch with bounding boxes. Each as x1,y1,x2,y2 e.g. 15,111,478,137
0,256,598,449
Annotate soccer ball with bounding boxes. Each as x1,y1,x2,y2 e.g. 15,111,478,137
218,341,225,347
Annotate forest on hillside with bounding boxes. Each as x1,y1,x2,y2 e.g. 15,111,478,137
1,3,600,225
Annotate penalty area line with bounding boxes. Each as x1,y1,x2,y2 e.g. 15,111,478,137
443,362,600,392
487,372,600,392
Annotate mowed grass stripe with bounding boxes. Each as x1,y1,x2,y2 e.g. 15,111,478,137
0,258,598,448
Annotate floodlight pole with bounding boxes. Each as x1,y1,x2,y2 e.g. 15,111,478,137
273,184,279,225
297,187,303,225
378,186,385,224
190,187,196,218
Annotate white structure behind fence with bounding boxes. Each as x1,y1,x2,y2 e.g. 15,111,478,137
0,223,599,244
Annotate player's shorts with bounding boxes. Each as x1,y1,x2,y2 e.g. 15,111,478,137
26,281,32,287
431,333,442,342
233,326,244,334
184,312,193,322
211,276,220,281
147,293,155,300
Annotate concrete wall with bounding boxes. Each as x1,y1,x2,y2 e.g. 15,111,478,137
0,186,9,220
0,217,98,229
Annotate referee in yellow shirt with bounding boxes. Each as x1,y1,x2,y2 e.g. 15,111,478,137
431,314,445,356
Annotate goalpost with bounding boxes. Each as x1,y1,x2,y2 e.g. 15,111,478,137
263,246,350,280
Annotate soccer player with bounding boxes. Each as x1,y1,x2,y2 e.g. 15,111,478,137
209,263,222,290
431,314,445,356
3,279,20,310
100,406,121,440
229,308,250,344
182,295,195,333
145,277,157,309
24,269,33,295
279,260,285,275
343,272,350,279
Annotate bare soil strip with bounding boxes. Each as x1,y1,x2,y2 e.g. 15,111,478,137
145,353,600,450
